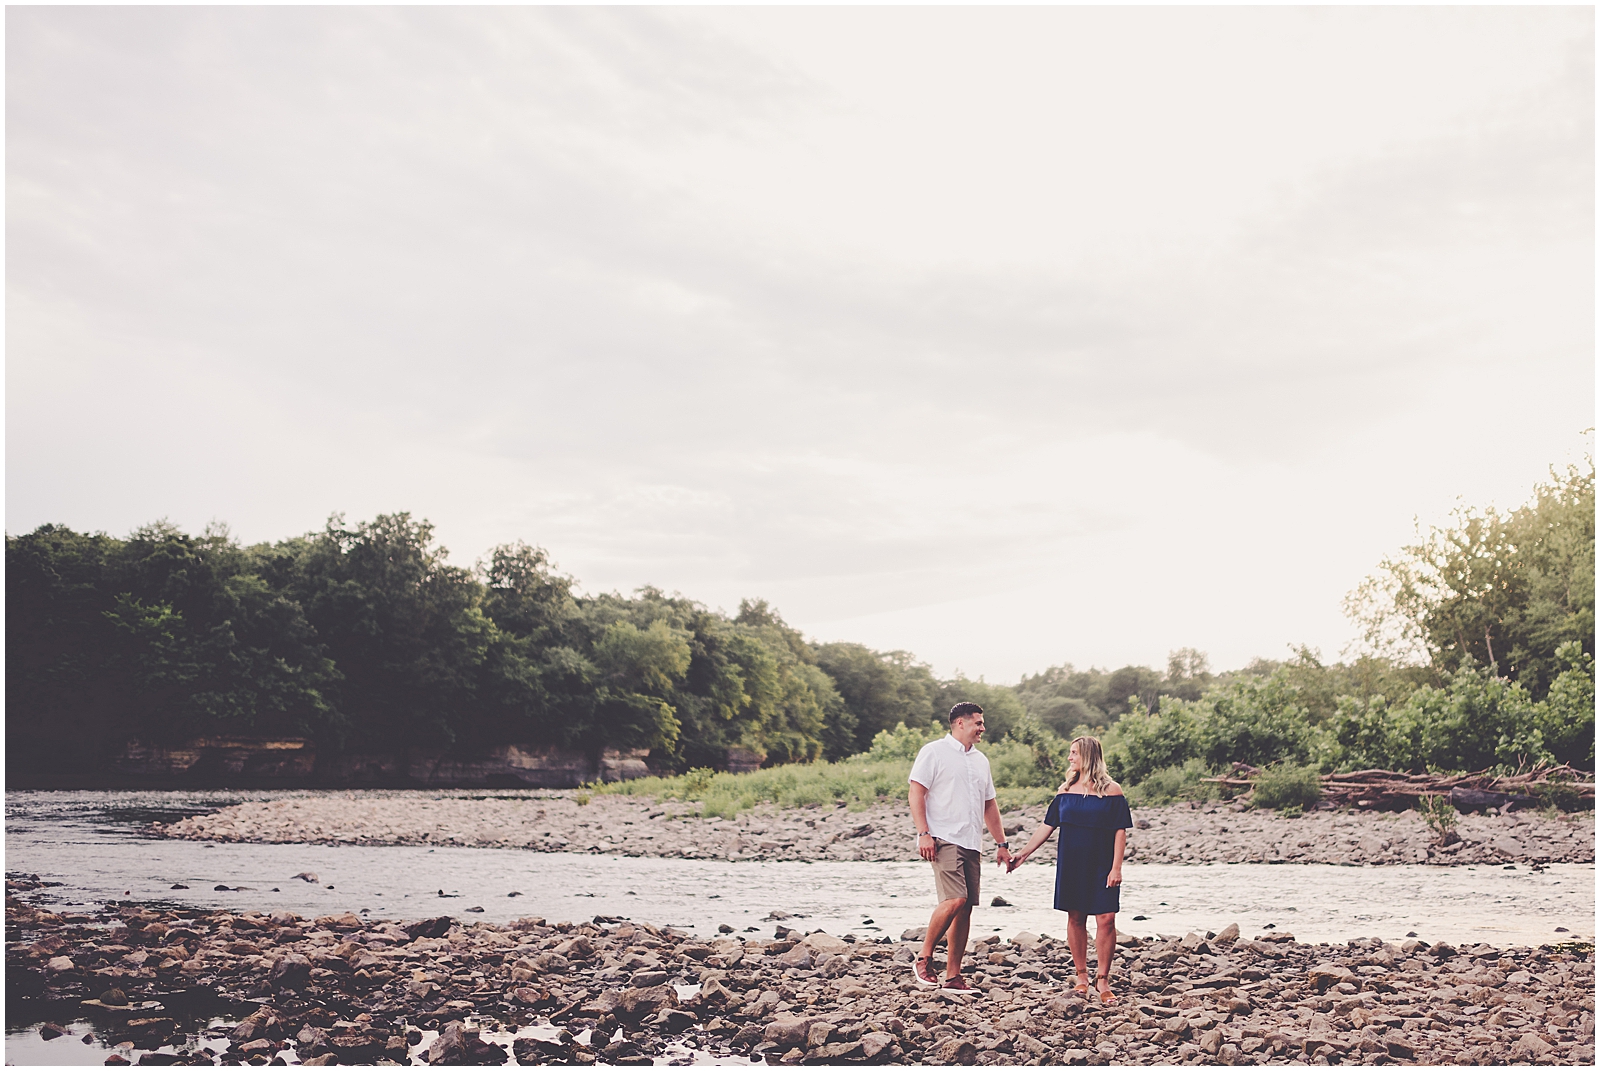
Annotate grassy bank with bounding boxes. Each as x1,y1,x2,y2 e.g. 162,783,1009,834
595,722,1058,817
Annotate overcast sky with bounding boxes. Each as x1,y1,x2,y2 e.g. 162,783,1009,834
7,7,1594,682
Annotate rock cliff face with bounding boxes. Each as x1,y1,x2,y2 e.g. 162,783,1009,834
30,738,655,789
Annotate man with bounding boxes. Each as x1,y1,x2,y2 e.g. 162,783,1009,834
907,702,1012,993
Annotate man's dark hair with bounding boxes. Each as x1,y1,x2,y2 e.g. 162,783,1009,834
949,702,984,724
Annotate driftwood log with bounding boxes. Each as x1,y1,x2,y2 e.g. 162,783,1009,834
1203,763,1595,811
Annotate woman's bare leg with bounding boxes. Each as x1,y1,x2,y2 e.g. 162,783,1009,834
1094,912,1118,1000
1067,911,1090,988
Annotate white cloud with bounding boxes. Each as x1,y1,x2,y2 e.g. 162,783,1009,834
6,7,1592,680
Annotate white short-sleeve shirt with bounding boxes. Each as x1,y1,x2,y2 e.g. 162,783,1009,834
908,734,996,851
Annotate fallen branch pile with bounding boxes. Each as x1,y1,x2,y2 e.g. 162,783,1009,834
1204,763,1595,812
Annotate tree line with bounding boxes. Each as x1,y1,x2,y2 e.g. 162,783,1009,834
6,512,1017,780
6,458,1592,784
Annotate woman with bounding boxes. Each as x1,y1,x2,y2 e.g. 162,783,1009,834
1008,736,1132,1003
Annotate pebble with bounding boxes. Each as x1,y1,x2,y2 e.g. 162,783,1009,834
154,793,1595,868
7,886,1595,1066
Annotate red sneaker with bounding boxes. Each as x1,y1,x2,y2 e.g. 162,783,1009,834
912,955,939,988
940,975,976,994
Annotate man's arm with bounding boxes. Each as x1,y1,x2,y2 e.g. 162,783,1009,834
982,796,1012,868
909,780,936,861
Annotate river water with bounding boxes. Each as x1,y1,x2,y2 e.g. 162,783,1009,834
6,790,1594,947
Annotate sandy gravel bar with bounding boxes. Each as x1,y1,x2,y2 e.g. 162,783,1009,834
7,881,1594,1066
156,793,1595,868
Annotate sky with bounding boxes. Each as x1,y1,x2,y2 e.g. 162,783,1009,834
6,7,1594,683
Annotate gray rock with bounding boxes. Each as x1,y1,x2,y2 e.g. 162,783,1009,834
1512,1033,1553,1060
269,953,312,989
935,1038,978,1064
615,984,678,1023
428,1021,472,1065
860,1032,897,1061
1308,964,1356,992
764,1016,825,1051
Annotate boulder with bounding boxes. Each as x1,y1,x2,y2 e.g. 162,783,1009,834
328,1032,383,1061
426,1021,508,1065
1048,995,1085,1017
1009,932,1041,950
269,953,312,990
579,991,622,1017
230,1011,273,1043
777,945,814,969
812,1039,862,1061
404,916,454,940
695,978,735,1007
296,1026,330,1056
1213,923,1240,946
860,1032,897,1061
1512,1033,1554,1060
996,1010,1032,1031
615,984,678,1022
801,932,852,956
428,1022,472,1065
764,1016,826,1051
935,1038,978,1064
555,935,594,960
1309,964,1357,992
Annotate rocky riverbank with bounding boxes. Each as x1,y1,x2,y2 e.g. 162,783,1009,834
7,878,1594,1066
156,792,1595,868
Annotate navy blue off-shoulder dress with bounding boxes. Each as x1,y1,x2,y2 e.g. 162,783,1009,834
1045,792,1134,915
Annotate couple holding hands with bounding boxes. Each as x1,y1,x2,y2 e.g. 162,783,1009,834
907,703,1132,1002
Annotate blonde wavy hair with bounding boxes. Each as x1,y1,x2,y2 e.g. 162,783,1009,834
1062,735,1114,795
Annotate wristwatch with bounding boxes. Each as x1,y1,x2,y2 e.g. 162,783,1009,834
996,841,1009,849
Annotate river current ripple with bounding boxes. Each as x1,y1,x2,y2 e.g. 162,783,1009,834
5,790,1594,948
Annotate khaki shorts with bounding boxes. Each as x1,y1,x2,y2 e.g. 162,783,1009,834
931,840,981,905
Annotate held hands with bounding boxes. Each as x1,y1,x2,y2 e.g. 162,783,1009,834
995,846,1013,870
1005,849,1029,874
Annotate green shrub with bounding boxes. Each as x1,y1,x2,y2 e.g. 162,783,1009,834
1537,643,1595,769
594,716,1074,817
996,785,1058,812
1250,764,1323,811
863,721,946,763
1528,780,1594,813
984,738,1052,790
595,757,914,815
1415,793,1458,841
1125,758,1218,806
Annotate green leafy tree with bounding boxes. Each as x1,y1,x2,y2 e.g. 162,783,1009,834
281,513,495,751
1329,665,1553,773
1346,458,1595,697
812,642,941,757
1538,642,1595,768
